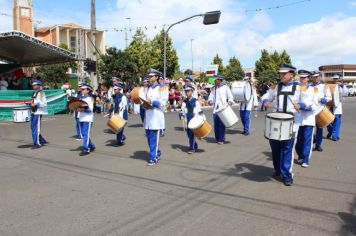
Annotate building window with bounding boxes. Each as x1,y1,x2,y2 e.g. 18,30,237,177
325,72,341,77
70,36,76,51
344,72,356,77
21,8,30,17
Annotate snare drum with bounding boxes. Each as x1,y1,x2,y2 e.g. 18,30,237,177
231,81,252,102
188,115,212,138
216,105,239,128
326,84,340,107
107,115,127,133
131,87,141,104
13,108,31,123
264,112,294,141
315,106,335,127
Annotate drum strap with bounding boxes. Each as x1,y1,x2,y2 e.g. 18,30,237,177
277,82,296,113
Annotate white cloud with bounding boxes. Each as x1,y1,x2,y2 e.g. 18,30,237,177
350,1,356,7
260,15,356,69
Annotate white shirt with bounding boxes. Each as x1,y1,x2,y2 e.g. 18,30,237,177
208,84,234,113
181,98,204,121
0,79,8,90
296,85,318,126
240,87,258,111
32,90,48,115
144,84,168,130
79,95,94,122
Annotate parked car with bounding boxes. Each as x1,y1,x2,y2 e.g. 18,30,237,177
346,83,356,96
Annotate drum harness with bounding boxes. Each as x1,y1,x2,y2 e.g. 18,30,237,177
31,90,39,113
276,82,297,115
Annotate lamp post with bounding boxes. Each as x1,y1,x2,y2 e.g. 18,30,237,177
190,38,194,73
163,10,221,79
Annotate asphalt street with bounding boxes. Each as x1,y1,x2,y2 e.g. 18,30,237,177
0,99,356,236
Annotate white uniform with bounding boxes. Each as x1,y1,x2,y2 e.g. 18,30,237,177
79,95,94,122
208,84,234,113
240,87,258,111
144,84,168,130
333,85,348,115
314,83,332,105
296,85,318,127
33,90,48,115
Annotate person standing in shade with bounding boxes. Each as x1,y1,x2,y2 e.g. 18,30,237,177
30,79,48,149
208,75,234,144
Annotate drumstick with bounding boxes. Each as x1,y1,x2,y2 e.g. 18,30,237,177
182,117,186,132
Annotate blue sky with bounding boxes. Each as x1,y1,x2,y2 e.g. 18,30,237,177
1,0,356,72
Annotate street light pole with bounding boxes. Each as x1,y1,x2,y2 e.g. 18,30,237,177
163,11,221,79
190,38,194,73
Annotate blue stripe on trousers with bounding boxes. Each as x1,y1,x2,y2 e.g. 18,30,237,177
295,126,314,164
31,114,46,145
80,122,95,152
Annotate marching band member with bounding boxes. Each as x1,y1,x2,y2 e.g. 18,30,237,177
264,64,309,186
30,79,48,149
182,76,198,99
239,75,258,136
208,75,234,144
311,71,332,151
144,69,168,166
77,83,96,156
73,83,83,140
180,85,204,154
107,83,128,146
327,73,349,141
295,70,318,168
138,77,149,123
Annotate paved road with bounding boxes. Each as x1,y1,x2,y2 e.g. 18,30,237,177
1,101,356,236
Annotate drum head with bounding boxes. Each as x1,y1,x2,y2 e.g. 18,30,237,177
188,115,205,129
267,112,294,120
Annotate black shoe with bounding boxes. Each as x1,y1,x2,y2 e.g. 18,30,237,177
32,145,42,149
283,180,293,186
272,172,280,178
90,147,96,152
314,146,323,152
331,137,338,142
79,151,90,156
326,134,331,139
243,132,249,136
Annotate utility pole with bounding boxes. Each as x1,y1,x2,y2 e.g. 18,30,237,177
90,0,98,90
190,38,194,73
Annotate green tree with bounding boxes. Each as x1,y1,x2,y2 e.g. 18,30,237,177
34,43,78,88
125,29,151,80
149,29,179,79
212,54,225,75
255,69,278,95
184,69,193,75
224,56,245,81
97,47,137,85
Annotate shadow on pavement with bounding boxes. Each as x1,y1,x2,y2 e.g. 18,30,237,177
104,129,115,134
174,127,185,132
262,151,273,161
221,163,274,182
225,129,243,135
338,195,356,235
127,124,143,128
130,151,149,162
17,144,33,148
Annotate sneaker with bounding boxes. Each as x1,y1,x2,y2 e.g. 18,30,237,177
243,132,249,136
297,159,303,164
217,141,224,145
32,144,42,149
75,137,82,141
79,151,90,156
283,180,293,186
90,147,96,152
314,146,323,152
331,137,338,142
301,163,309,168
326,133,331,139
187,150,194,154
147,160,157,166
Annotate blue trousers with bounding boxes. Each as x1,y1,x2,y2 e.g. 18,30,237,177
116,128,125,145
145,130,161,162
31,114,46,146
327,115,342,140
80,122,95,152
213,114,225,142
269,138,295,181
315,126,323,148
139,105,145,123
186,128,198,151
240,110,251,134
75,117,82,138
295,126,314,164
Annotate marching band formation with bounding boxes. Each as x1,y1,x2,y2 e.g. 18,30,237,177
27,65,349,186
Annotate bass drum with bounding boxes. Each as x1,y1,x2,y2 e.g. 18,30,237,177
231,81,252,102
216,105,239,128
188,115,212,139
